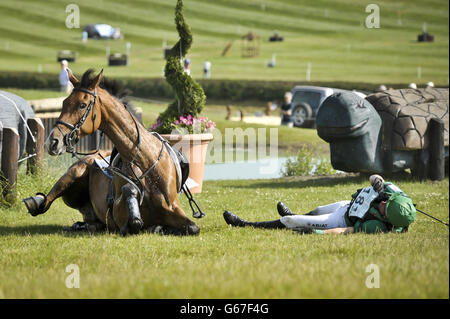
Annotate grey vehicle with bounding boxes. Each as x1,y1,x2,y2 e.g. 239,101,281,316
291,86,365,128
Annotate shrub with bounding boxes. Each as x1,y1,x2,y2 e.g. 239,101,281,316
281,145,335,176
153,0,207,134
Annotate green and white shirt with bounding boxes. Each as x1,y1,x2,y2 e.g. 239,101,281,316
345,182,407,234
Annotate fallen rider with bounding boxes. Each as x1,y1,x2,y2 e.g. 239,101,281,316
223,175,416,235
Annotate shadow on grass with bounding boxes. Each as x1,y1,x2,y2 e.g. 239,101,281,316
0,224,64,236
0,224,107,237
221,172,418,190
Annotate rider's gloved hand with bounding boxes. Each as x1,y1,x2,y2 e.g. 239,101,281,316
369,174,384,193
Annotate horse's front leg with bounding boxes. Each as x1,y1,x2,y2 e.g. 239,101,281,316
22,155,94,216
122,183,144,234
112,179,144,236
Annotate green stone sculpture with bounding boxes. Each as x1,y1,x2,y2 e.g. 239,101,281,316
316,88,449,179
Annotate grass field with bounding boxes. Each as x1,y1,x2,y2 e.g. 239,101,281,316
0,167,448,298
0,0,448,86
0,0,449,300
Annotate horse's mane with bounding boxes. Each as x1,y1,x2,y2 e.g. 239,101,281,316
78,69,141,124
79,68,96,89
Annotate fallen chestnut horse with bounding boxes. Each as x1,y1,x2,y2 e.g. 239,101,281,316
24,69,199,236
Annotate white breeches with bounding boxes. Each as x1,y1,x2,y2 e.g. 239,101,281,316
280,200,351,230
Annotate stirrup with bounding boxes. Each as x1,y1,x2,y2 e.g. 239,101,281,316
183,185,205,218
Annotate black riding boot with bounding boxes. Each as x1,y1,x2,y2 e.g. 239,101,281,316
248,219,286,229
224,211,286,229
277,202,295,217
277,202,315,216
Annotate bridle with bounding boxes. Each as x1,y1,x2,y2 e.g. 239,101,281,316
54,85,161,203
55,87,98,154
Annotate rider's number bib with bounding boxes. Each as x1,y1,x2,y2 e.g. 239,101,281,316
348,186,379,219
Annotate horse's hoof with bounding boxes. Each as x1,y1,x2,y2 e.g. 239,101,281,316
63,221,89,232
149,225,164,234
128,218,143,235
22,193,46,216
120,224,128,236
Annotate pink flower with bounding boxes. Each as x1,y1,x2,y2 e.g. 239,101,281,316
171,114,215,133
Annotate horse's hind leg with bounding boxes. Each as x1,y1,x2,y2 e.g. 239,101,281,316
63,202,106,233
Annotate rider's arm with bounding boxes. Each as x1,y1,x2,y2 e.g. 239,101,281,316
314,227,354,235
314,221,388,235
355,220,388,234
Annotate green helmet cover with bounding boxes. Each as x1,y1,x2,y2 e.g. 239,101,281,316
386,192,416,227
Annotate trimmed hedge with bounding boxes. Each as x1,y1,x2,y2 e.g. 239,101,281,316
0,71,416,103
0,72,59,90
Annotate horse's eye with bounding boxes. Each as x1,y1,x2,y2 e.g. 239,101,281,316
80,102,87,109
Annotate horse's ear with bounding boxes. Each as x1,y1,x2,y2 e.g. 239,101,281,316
90,69,103,89
67,69,79,86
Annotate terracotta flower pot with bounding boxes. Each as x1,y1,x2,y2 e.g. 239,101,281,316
160,133,213,193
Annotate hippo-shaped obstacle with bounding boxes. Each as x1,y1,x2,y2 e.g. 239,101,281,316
316,88,449,180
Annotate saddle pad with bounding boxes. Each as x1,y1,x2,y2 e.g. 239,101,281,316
185,177,199,190
151,132,183,192
94,155,113,179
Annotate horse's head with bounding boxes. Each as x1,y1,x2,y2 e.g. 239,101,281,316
47,69,103,155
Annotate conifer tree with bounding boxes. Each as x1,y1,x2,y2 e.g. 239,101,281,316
154,0,206,133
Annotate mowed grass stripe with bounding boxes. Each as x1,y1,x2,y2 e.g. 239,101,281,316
0,0,447,84
120,0,354,36
192,0,365,28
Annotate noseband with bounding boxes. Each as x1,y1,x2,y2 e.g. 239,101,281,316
55,87,97,153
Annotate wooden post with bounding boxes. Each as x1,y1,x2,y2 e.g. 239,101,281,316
1,127,19,203
26,118,45,175
428,118,445,181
